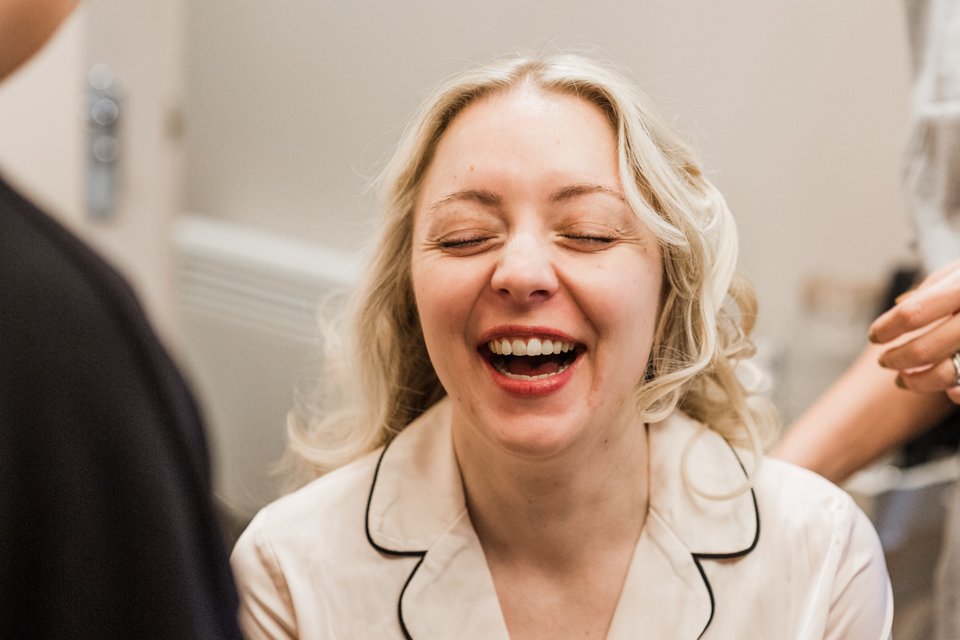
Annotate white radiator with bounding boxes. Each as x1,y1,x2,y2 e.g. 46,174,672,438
173,214,360,520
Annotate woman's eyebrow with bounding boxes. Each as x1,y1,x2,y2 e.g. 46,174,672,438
425,184,624,215
551,184,625,202
428,189,502,212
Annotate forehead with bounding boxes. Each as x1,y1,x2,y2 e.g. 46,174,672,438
445,85,612,137
419,86,621,198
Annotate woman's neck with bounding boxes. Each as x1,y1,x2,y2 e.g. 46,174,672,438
452,416,649,570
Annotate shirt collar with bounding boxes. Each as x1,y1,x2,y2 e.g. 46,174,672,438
364,398,759,638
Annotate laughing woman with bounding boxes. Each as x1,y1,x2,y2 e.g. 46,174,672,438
231,54,892,639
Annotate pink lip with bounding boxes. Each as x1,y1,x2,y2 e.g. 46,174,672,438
477,325,583,397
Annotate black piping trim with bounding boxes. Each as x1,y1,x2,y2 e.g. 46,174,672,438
687,442,763,637
691,556,716,640
694,438,761,558
396,555,426,640
364,439,423,557
694,486,760,560
364,439,427,639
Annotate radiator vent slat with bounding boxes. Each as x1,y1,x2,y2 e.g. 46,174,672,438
172,214,361,517
173,215,360,342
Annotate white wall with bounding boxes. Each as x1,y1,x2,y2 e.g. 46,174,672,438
183,0,914,351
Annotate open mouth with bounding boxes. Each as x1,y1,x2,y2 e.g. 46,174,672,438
481,336,583,381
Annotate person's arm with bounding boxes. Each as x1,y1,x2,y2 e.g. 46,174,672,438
772,342,953,484
774,259,960,483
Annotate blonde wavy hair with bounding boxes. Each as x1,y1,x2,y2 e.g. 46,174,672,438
287,53,778,496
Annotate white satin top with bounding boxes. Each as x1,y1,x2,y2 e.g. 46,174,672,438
231,399,893,639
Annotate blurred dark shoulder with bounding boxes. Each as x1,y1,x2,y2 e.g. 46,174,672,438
0,175,240,639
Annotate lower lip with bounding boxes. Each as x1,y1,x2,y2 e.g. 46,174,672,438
480,352,580,396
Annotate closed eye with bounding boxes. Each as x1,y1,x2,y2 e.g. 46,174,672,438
560,233,617,251
436,235,496,254
562,233,615,244
440,236,488,248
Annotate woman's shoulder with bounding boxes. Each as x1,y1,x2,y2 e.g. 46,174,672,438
750,456,890,594
764,458,892,631
697,453,893,638
230,447,415,638
753,456,863,532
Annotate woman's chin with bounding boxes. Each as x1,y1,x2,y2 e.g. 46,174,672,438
482,415,589,461
448,364,610,462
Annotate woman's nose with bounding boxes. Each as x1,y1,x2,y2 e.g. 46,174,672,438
490,232,559,304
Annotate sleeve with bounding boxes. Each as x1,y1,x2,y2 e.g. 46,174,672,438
231,512,299,640
823,497,894,640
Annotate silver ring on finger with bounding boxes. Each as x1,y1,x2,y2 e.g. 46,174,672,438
952,352,960,388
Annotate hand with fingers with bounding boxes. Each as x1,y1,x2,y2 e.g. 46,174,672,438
870,257,960,404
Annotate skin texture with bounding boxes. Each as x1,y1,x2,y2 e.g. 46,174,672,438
0,0,79,81
410,87,661,639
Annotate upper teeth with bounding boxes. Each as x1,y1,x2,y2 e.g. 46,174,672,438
487,337,576,356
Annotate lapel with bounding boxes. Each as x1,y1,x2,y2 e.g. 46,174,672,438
606,412,760,639
364,399,759,639
365,400,510,638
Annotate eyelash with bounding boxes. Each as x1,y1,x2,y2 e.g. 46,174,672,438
438,236,490,249
562,233,616,244
434,231,617,252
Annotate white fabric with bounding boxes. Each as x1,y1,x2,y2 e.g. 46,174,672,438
231,399,892,639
